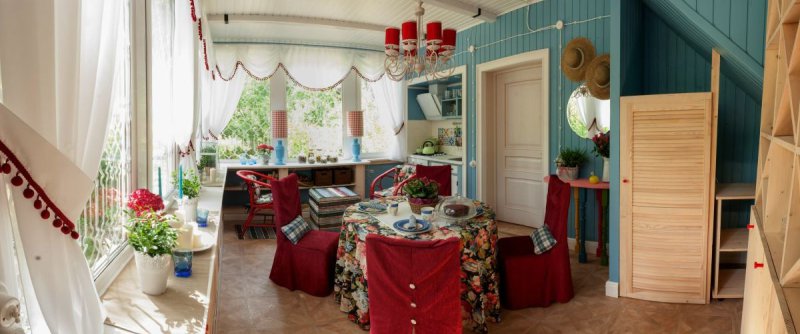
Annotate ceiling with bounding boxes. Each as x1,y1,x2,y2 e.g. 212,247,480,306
204,0,532,51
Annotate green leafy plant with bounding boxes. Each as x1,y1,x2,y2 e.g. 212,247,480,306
198,154,216,169
556,148,588,167
126,211,178,257
172,170,202,199
402,177,440,200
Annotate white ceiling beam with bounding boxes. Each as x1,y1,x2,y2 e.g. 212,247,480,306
207,14,386,33
422,0,497,22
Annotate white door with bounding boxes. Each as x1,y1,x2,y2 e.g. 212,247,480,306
493,65,546,226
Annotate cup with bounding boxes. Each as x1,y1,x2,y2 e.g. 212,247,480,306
421,207,435,221
389,202,399,216
173,249,193,277
197,208,209,228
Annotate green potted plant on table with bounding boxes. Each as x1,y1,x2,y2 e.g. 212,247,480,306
126,189,177,295
403,177,441,214
555,148,588,181
173,170,202,221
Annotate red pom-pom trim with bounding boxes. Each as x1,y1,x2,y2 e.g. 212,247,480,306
1,139,78,239
189,0,197,22
23,186,34,199
60,226,71,234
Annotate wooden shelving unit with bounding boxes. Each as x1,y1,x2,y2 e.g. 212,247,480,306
742,0,800,332
713,183,755,299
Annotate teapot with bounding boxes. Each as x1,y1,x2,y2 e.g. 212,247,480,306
422,140,436,155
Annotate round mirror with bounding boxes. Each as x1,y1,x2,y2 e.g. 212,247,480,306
566,85,610,138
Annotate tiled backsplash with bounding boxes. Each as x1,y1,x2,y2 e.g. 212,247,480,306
438,127,462,147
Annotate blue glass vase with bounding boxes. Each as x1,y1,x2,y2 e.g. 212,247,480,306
352,138,361,162
275,140,286,165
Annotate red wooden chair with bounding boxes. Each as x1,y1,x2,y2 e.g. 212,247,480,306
414,164,451,196
236,170,278,239
268,173,339,297
366,234,462,334
496,174,574,309
369,164,416,199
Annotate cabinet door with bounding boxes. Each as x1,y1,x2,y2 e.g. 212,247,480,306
620,93,715,304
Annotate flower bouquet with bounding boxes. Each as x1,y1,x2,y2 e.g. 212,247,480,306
127,189,165,215
125,189,177,295
403,177,441,214
592,132,610,181
257,144,274,165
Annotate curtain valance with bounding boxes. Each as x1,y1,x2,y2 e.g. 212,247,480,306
213,44,385,90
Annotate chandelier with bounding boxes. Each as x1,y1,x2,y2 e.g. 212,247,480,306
384,1,457,81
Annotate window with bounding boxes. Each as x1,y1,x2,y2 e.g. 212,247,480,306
361,79,392,156
219,78,271,159
286,80,343,158
78,0,132,274
150,0,177,198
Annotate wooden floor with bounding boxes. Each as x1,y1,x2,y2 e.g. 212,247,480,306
215,221,742,333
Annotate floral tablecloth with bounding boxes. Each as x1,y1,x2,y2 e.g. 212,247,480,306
334,196,501,333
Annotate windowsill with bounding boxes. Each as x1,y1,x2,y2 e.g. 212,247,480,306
100,187,223,334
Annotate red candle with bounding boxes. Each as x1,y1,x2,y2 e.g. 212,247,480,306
426,21,442,41
402,21,417,41
385,27,400,46
442,28,456,47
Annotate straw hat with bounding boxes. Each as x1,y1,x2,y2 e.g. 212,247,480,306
585,54,610,100
561,38,596,82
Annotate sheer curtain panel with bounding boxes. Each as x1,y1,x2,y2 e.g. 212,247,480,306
371,76,406,161
0,0,125,332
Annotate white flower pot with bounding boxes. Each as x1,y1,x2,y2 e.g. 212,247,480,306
134,252,172,295
182,197,198,222
557,166,579,181
602,157,610,182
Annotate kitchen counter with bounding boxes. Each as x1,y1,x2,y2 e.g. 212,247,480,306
408,154,464,165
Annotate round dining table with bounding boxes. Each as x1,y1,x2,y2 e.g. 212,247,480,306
334,196,501,333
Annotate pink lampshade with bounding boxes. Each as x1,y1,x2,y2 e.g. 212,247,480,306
426,21,442,42
347,111,364,137
401,21,417,41
385,27,400,46
272,110,288,138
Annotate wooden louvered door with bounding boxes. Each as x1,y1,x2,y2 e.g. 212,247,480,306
620,93,716,304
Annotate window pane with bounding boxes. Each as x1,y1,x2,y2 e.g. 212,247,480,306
150,0,176,197
361,80,392,155
286,81,342,158
78,0,131,273
219,78,271,159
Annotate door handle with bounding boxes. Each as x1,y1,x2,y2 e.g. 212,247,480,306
622,179,629,183
754,262,764,269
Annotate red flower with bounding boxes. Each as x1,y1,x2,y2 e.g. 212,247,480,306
127,189,164,215
257,144,274,151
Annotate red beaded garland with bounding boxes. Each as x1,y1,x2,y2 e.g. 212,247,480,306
1,162,10,174
70,231,79,240
33,198,42,209
23,187,34,198
60,226,71,235
41,210,50,219
11,175,23,186
52,219,63,228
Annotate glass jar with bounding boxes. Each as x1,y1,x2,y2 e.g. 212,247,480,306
435,195,478,222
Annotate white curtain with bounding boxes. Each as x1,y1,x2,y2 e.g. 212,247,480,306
371,76,406,161
214,44,385,90
172,0,196,155
201,72,247,139
0,0,123,331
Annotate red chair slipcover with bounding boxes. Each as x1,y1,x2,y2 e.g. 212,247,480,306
268,173,339,297
366,234,462,334
497,174,574,309
414,164,452,196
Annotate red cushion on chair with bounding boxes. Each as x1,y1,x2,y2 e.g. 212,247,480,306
497,175,574,309
366,235,462,334
268,173,338,297
415,164,451,196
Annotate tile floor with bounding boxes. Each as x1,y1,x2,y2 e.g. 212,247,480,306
215,221,742,334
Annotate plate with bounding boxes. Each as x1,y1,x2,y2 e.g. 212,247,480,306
393,219,431,234
192,230,216,252
358,201,388,214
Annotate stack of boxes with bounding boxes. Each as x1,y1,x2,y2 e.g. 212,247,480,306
309,186,360,229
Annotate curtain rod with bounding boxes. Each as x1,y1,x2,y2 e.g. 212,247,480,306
213,41,384,53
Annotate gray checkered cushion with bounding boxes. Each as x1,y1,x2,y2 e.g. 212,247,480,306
281,215,312,245
530,225,557,255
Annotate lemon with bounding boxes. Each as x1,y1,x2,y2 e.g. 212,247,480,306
589,172,600,184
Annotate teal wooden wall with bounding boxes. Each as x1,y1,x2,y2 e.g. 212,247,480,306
682,0,766,66
450,0,611,241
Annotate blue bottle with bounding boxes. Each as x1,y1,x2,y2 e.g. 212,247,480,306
275,140,286,165
352,138,361,162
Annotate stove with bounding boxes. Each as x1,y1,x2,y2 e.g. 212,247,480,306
413,153,448,157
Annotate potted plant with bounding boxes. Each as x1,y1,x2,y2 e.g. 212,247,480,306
555,148,587,181
126,189,177,295
257,144,274,165
173,170,201,222
592,132,610,182
403,177,440,214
